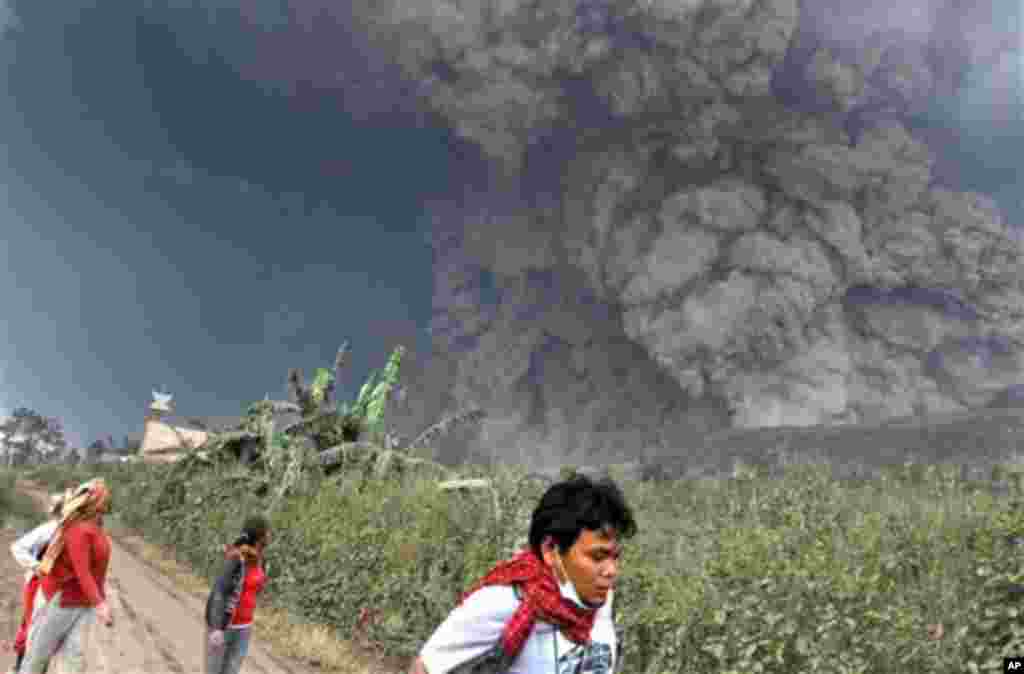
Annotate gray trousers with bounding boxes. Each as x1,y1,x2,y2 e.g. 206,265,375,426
18,591,95,674
204,627,251,674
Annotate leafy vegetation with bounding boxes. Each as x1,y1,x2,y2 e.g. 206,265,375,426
161,342,485,514
0,470,53,527
16,341,1024,673
20,452,1024,674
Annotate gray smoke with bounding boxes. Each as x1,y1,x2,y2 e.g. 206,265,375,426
129,0,1024,472
366,0,1024,471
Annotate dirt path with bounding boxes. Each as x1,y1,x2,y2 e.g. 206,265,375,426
12,480,321,674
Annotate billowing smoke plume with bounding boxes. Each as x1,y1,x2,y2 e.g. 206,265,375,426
137,0,1024,471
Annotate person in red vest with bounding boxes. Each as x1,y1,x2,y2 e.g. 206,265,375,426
204,514,271,674
17,478,114,674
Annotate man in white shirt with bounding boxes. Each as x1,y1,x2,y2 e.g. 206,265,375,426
10,494,64,580
5,493,65,674
408,473,637,674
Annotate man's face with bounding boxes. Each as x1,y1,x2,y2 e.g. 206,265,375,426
544,528,621,607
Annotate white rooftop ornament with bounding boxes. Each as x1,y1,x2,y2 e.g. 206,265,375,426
151,391,174,413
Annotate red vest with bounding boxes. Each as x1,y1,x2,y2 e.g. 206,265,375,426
229,564,266,626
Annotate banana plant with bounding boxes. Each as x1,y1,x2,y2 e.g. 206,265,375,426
338,345,406,440
310,367,334,408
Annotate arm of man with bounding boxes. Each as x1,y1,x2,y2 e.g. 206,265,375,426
11,521,56,572
206,557,243,630
417,586,517,674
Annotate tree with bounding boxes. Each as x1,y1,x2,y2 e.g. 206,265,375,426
45,417,67,459
1,408,44,466
37,417,67,464
0,408,68,466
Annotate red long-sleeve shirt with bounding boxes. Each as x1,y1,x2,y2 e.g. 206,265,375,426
40,520,111,607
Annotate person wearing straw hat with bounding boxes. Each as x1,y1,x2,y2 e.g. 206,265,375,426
3,492,67,674
17,478,114,674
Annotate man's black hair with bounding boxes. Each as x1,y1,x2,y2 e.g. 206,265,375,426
528,473,637,557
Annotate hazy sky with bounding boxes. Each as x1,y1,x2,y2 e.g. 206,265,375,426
0,1,457,446
0,0,1020,448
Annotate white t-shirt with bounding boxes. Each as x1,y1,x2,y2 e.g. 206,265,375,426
11,520,58,583
420,585,616,674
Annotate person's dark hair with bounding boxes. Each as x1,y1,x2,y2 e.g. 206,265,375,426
234,514,270,547
528,474,637,557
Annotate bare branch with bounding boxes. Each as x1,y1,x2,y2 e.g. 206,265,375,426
407,407,487,450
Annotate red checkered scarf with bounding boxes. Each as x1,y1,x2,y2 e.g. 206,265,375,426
459,546,598,660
